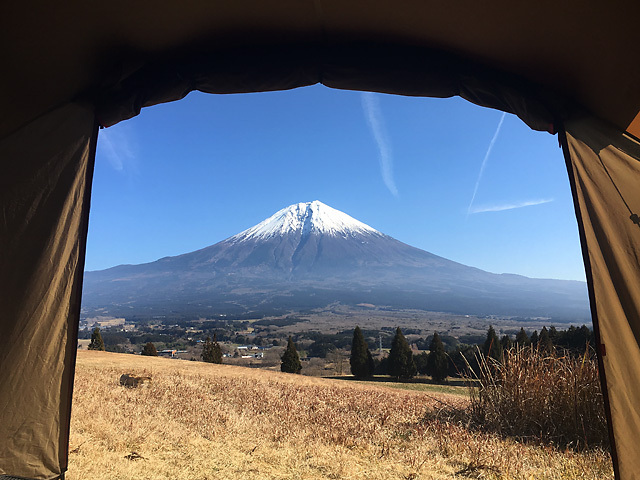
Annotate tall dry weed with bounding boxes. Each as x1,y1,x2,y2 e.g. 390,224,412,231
462,345,609,450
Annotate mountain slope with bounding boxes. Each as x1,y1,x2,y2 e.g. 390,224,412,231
82,201,589,320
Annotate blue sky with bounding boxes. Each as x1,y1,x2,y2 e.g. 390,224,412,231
87,85,585,281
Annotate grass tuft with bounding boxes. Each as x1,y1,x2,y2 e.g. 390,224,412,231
461,345,609,450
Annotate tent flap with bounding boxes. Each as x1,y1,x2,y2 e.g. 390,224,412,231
95,43,561,133
0,103,96,479
564,116,640,480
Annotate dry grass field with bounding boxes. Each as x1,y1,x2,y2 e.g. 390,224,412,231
68,351,613,479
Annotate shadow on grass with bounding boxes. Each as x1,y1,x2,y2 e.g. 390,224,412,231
323,375,469,387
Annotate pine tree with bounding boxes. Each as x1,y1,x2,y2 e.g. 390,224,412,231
388,327,417,379
142,342,157,356
515,327,529,347
211,334,223,364
88,327,105,351
530,330,539,347
549,326,559,342
367,350,375,377
579,325,593,346
426,331,448,382
202,336,219,363
281,336,302,374
483,325,503,363
350,326,372,378
539,326,554,353
414,351,429,375
500,334,512,351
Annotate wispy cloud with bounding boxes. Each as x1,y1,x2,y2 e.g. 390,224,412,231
98,127,136,172
361,92,398,197
467,112,506,215
469,198,554,214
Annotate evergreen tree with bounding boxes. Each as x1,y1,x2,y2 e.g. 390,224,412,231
579,325,593,348
367,350,376,377
539,326,554,353
566,325,580,350
202,336,221,363
374,355,389,375
388,327,417,379
483,325,503,362
350,326,372,378
141,342,157,356
530,330,539,347
426,331,448,382
281,336,302,374
211,334,223,364
500,334,513,351
515,327,529,347
88,327,105,351
414,351,429,375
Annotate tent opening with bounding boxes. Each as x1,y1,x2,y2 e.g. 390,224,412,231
69,86,610,478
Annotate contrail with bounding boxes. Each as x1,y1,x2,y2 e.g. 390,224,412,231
98,127,135,172
467,112,506,215
361,92,399,197
469,198,554,214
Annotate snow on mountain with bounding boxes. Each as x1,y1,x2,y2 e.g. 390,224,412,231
82,200,590,321
228,201,381,242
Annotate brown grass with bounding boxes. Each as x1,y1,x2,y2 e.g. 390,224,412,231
462,346,608,450
68,351,613,479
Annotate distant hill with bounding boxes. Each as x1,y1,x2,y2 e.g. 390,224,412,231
82,201,589,321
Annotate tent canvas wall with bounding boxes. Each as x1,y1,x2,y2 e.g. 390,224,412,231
1,2,639,479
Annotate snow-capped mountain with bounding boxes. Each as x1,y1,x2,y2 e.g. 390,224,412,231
145,200,453,275
82,201,590,320
228,201,381,241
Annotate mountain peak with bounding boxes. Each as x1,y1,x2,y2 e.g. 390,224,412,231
228,201,381,242
83,201,589,321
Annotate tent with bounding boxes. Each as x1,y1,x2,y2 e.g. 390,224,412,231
1,2,639,478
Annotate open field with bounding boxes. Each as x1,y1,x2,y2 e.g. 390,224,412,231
68,351,612,479
254,304,563,339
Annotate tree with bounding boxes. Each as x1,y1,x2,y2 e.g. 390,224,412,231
530,330,539,347
327,348,346,375
202,336,214,362
367,350,375,375
579,325,593,347
374,355,389,375
281,336,302,374
211,334,223,363
515,327,529,347
388,327,417,379
141,342,157,356
88,327,105,351
426,331,448,382
483,325,503,363
414,351,429,375
539,326,554,353
350,326,373,378
202,335,223,364
500,334,513,351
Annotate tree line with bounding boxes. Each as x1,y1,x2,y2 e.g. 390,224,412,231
88,321,595,383
275,324,596,382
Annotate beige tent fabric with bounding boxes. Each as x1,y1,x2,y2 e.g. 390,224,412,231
565,117,640,480
94,44,559,133
0,103,96,479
